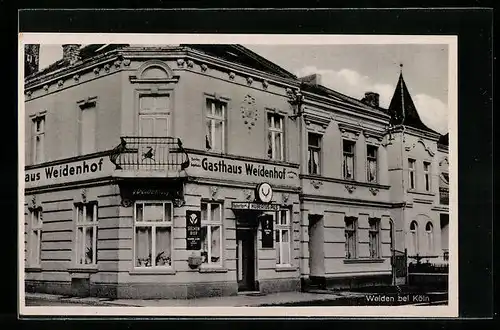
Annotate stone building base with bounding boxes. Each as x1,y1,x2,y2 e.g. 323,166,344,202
302,274,392,291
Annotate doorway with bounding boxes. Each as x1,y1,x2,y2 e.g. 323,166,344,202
308,215,324,277
236,229,256,292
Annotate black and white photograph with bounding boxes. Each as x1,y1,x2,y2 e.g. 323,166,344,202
19,34,457,317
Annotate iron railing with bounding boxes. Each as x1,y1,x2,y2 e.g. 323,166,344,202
109,136,190,171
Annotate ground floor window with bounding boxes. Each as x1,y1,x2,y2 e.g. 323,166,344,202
368,218,381,258
201,202,223,265
345,217,357,259
75,202,98,265
28,207,43,266
275,209,291,265
134,202,173,268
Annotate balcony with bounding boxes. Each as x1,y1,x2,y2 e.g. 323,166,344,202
109,136,190,175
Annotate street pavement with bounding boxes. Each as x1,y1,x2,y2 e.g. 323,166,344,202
24,290,448,307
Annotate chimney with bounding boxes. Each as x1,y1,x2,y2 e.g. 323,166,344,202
24,44,40,77
299,73,322,86
62,44,81,65
361,91,380,108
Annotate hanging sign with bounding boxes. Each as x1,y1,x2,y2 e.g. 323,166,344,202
186,210,202,250
232,202,281,211
256,183,273,203
261,214,274,248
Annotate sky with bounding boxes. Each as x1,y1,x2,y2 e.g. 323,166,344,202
37,43,449,134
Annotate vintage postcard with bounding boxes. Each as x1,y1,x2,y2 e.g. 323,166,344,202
19,33,458,317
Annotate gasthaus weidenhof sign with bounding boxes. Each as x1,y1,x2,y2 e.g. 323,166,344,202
187,154,299,187
24,156,115,189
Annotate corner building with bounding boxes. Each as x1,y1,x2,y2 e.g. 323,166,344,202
23,44,449,299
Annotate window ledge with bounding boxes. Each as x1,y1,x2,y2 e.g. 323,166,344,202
129,268,176,275
25,266,42,272
199,266,228,273
407,189,435,196
343,258,385,264
68,266,98,274
275,265,297,272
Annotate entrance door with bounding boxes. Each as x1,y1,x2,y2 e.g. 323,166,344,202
236,229,256,291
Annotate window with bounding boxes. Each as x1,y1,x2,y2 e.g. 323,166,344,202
79,104,96,155
139,95,170,137
408,159,416,189
134,202,173,268
425,221,434,255
28,207,42,266
367,145,378,183
343,140,355,180
423,162,431,191
201,202,223,265
205,98,226,152
75,202,98,265
308,133,322,175
368,218,381,259
275,209,291,265
389,220,395,252
267,113,284,161
32,116,45,164
410,221,419,256
345,217,357,259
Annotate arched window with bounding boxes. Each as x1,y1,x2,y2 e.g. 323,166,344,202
410,221,419,256
425,221,434,256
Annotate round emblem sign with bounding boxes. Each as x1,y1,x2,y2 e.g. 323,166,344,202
257,183,273,203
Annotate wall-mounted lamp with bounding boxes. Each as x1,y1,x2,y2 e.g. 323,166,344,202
287,89,304,120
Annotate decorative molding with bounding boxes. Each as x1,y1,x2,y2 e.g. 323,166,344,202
123,59,131,67
303,111,331,134
121,198,133,208
26,90,32,98
210,186,218,199
57,80,64,87
286,170,298,179
187,60,194,68
93,67,100,75
246,77,253,85
30,195,37,209
81,188,87,203
338,122,362,140
345,184,356,194
406,138,436,157
262,80,269,89
311,180,323,189
228,72,236,80
244,189,253,201
201,63,208,72
240,94,258,131
439,157,449,166
369,187,379,196
73,74,80,82
104,64,110,72
43,84,49,92
114,60,122,68
77,96,98,109
177,58,185,67
173,198,186,208
281,193,290,205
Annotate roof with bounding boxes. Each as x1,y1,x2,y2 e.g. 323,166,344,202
438,133,449,147
26,44,129,81
388,72,439,134
301,82,389,115
180,44,297,80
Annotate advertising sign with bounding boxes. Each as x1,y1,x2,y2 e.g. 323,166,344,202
261,214,274,248
232,202,281,211
186,210,202,250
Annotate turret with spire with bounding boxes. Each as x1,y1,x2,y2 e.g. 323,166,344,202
387,63,438,134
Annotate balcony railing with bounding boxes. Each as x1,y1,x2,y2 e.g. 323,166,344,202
109,136,190,172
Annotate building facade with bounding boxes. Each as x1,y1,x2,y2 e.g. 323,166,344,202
23,44,449,299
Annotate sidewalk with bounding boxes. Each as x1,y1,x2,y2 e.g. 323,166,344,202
25,291,369,307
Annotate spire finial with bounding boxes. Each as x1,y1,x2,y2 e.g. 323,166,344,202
399,63,403,74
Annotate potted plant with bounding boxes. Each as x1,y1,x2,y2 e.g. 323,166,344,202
188,252,203,269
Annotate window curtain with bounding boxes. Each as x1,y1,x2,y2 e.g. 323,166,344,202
344,155,354,179
136,227,152,266
155,227,171,266
211,226,221,262
368,160,377,182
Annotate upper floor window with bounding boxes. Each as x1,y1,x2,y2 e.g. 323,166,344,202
423,161,431,191
267,113,284,161
201,202,223,266
367,145,378,183
79,103,96,155
32,116,45,164
139,95,170,137
408,159,416,189
205,98,226,152
308,133,322,175
345,217,357,259
368,218,381,259
134,202,173,268
343,140,355,180
75,202,98,265
28,207,43,266
275,209,291,266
